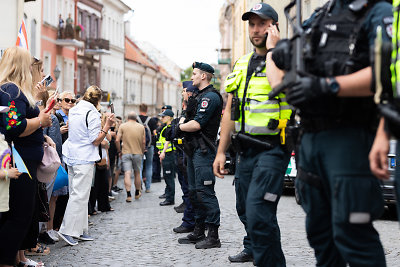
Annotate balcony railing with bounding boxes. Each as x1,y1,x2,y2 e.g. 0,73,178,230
87,38,110,50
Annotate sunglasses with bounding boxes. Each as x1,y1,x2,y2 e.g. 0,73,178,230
60,98,76,104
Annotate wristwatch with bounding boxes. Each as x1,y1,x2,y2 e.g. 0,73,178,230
326,77,340,95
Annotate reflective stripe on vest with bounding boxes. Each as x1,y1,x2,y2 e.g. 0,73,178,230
156,125,176,152
392,0,400,98
227,52,292,135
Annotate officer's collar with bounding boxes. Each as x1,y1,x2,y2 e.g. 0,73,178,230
252,52,266,60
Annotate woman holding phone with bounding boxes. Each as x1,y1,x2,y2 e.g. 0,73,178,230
0,47,52,267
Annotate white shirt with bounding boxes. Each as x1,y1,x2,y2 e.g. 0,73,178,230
62,100,101,165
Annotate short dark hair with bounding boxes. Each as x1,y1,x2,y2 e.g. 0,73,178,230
139,103,148,112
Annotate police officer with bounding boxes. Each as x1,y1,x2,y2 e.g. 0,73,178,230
213,3,292,266
280,0,392,266
172,81,197,233
176,62,223,249
370,0,400,220
157,109,176,206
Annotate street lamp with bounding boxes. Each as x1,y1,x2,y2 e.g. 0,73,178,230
111,91,117,101
53,65,61,81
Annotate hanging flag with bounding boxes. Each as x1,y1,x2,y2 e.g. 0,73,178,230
15,19,29,50
11,142,31,179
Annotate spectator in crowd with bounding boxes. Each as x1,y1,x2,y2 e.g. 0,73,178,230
89,112,114,213
55,91,75,144
111,116,123,192
137,103,158,193
115,111,145,202
58,85,114,246
0,46,52,267
52,90,75,231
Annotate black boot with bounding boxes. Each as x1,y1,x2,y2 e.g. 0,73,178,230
195,224,221,249
228,251,253,262
174,202,186,213
178,223,205,244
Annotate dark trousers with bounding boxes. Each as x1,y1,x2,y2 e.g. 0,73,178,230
187,147,220,226
296,128,386,267
162,151,176,202
176,151,195,228
153,146,161,181
235,146,289,266
0,160,39,265
89,167,111,212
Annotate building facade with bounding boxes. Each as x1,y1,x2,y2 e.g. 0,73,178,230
99,0,130,116
42,0,83,92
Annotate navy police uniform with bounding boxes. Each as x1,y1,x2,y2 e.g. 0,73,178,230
178,62,223,249
284,0,392,266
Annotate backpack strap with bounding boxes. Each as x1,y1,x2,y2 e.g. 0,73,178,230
86,110,91,128
137,116,143,124
144,116,151,125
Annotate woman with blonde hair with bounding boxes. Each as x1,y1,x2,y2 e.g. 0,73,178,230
0,47,52,267
58,85,114,246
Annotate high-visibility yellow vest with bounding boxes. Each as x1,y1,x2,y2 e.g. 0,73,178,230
156,125,175,152
225,52,292,135
392,0,400,98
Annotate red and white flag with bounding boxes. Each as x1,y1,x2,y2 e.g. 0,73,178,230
15,19,28,50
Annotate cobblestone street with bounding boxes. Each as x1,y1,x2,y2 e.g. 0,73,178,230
32,176,400,267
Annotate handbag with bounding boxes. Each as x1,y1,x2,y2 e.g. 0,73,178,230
96,145,107,170
37,182,50,222
37,142,61,183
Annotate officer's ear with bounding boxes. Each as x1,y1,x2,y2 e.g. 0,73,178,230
201,72,207,81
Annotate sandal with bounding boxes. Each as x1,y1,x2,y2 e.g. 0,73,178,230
25,245,50,256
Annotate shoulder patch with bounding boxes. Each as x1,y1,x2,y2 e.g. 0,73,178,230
383,16,393,38
201,100,209,108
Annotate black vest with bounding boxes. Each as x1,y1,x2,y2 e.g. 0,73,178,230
189,85,223,142
301,0,378,130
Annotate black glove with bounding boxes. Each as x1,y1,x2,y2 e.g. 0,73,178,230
272,39,291,71
286,73,336,106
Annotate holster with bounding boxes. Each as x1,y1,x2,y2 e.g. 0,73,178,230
231,132,274,154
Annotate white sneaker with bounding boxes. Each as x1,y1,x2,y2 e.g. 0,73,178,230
111,190,119,196
47,229,59,242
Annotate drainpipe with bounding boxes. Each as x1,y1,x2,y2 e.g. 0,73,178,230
139,66,146,104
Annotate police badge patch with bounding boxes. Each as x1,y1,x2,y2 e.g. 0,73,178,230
201,100,208,108
383,16,393,38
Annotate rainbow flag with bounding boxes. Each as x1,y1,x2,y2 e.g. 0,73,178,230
15,19,28,50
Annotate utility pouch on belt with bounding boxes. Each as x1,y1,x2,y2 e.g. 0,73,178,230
198,137,208,154
297,168,322,190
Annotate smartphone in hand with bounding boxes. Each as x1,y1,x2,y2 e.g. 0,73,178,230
110,103,114,114
41,75,54,87
45,86,60,113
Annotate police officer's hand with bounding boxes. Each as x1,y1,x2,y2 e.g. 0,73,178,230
287,72,333,106
266,24,280,50
369,125,390,180
159,151,165,162
213,152,228,179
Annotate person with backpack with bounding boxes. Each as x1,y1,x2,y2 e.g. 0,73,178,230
138,103,158,193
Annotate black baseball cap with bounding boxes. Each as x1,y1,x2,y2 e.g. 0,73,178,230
159,109,174,117
242,3,278,22
161,105,172,110
192,62,214,74
182,81,199,93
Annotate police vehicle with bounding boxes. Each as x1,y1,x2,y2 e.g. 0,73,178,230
381,140,397,214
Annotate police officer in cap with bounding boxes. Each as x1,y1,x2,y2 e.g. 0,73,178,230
176,62,223,249
172,81,197,233
214,3,292,265
278,0,392,266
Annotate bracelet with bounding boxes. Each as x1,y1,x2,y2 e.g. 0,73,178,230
38,117,42,129
3,169,8,181
101,129,107,134
267,48,274,54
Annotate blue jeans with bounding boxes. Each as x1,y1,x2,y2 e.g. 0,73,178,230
141,146,154,190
